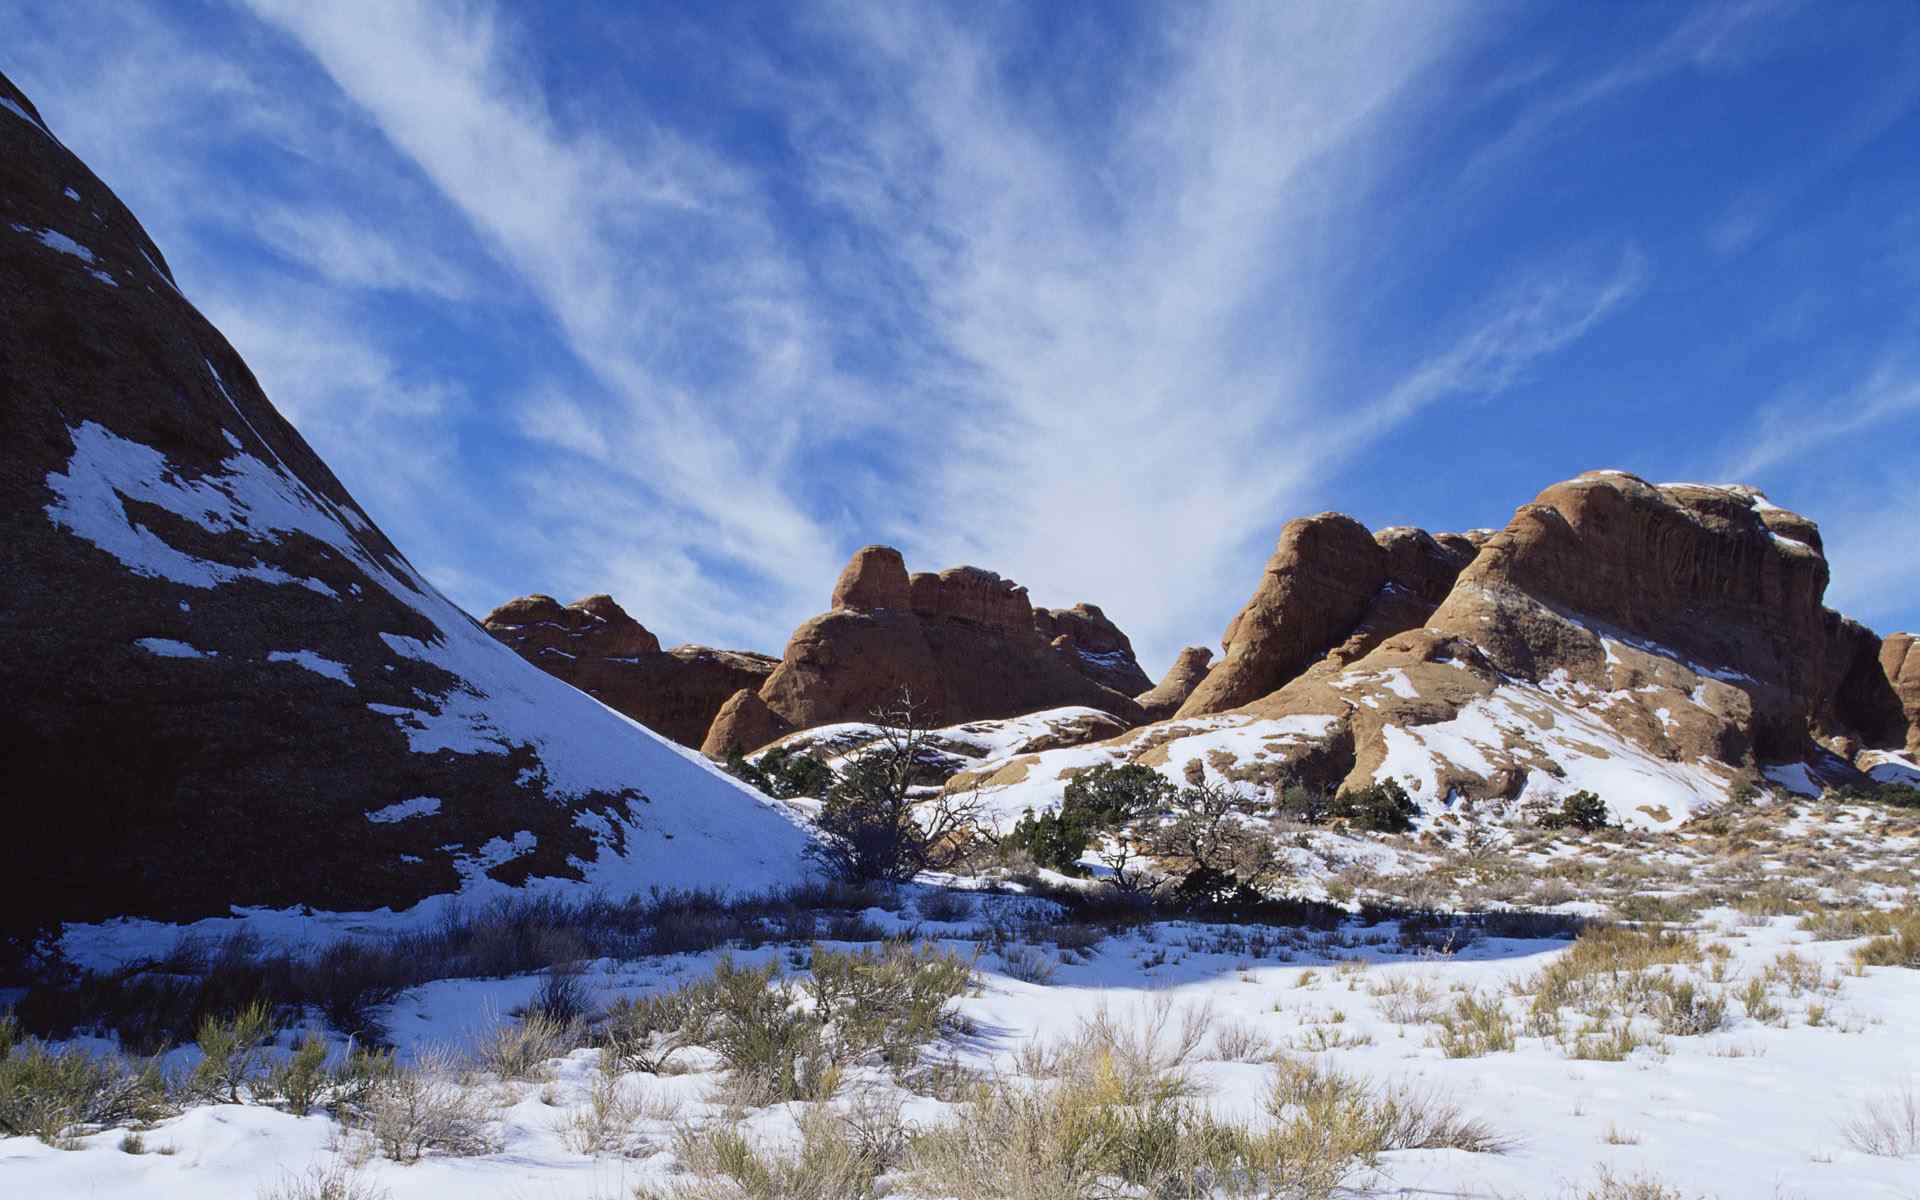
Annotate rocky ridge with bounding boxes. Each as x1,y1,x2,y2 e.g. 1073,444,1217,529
0,73,809,932
955,471,1919,831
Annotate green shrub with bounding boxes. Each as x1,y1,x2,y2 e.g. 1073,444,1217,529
261,1033,330,1115
0,1038,174,1145
1330,779,1419,833
1535,790,1611,831
727,746,836,801
1853,908,1920,969
804,942,973,1072
190,999,277,1104
704,958,837,1106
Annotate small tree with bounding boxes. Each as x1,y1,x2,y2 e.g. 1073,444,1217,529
1004,763,1178,875
1534,789,1611,831
1330,778,1419,833
809,689,982,882
1151,780,1285,908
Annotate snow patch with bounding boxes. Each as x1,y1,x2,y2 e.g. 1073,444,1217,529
134,637,213,659
365,796,441,824
266,649,353,686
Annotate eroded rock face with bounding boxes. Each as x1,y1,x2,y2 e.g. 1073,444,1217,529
1177,516,1476,718
704,548,1145,753
1882,633,1920,756
0,72,809,927
702,689,797,758
1136,647,1215,720
831,545,912,612
1035,603,1154,694
965,472,1901,831
483,594,775,748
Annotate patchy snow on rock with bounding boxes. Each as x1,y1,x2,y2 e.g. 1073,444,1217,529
364,796,441,824
1376,685,1729,829
133,637,213,659
1762,762,1821,797
1860,750,1920,787
42,419,817,943
0,94,53,135
266,649,353,686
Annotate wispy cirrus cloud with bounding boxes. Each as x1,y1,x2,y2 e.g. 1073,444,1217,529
232,0,1658,666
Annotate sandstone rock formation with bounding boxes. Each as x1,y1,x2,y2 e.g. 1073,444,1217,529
0,72,809,932
1176,517,1475,718
1882,633,1920,756
702,547,1145,755
1136,646,1215,720
483,594,776,748
1034,603,1154,694
958,472,1918,832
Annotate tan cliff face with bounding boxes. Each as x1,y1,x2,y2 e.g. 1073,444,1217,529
1136,646,1214,721
1882,633,1920,757
702,546,1148,756
1175,516,1477,719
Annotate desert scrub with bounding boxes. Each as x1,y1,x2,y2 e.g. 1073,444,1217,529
1851,908,1920,969
190,998,278,1103
904,1051,1505,1200
1522,925,1701,1015
346,1049,499,1163
0,1022,176,1147
1430,991,1516,1057
640,1101,895,1200
803,942,975,1072
477,1010,579,1081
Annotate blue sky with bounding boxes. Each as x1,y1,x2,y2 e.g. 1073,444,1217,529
5,1,1917,673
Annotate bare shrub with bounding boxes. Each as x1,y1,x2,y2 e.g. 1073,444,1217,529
1210,1019,1277,1063
256,1159,391,1200
916,889,976,923
477,1010,577,1081
996,943,1058,985
349,1050,499,1163
639,1102,896,1200
1842,1081,1920,1157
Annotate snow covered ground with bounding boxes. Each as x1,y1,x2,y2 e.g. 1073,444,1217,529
6,904,1919,1198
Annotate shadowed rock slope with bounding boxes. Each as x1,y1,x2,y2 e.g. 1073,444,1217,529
0,74,810,933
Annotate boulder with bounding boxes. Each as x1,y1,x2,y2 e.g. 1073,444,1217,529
1136,647,1215,720
701,688,797,759
483,594,775,747
0,71,809,930
975,472,1899,831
